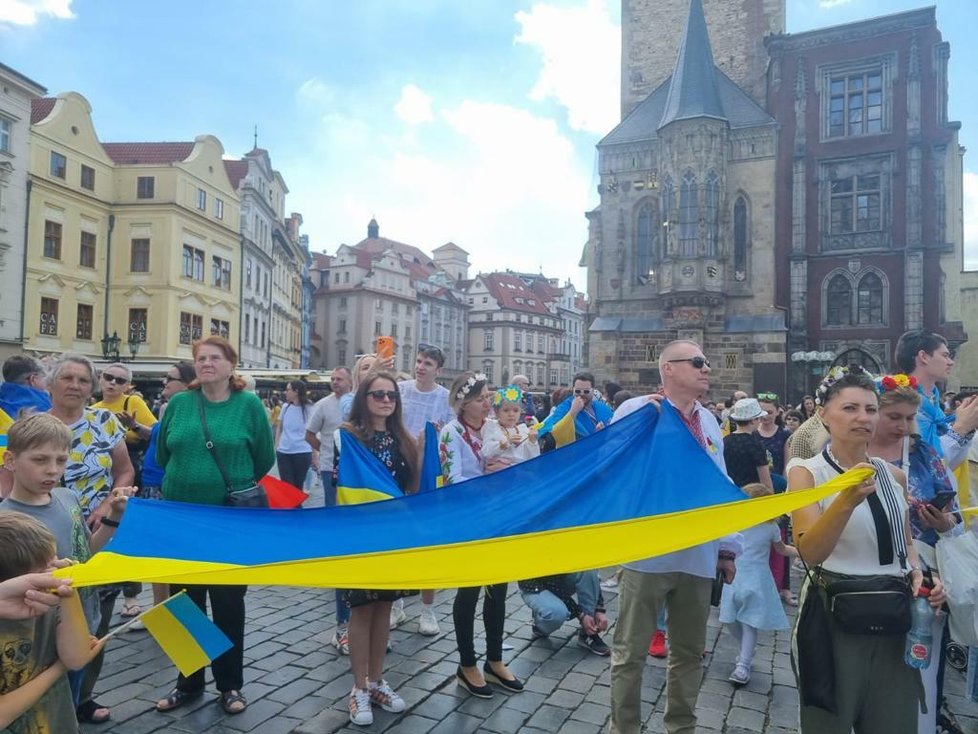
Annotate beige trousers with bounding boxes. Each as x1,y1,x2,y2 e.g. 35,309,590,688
609,569,712,734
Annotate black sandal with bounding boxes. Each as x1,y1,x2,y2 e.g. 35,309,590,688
155,688,203,712
220,690,247,715
76,699,111,724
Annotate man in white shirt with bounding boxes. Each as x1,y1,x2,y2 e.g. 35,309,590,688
610,340,741,734
391,344,454,636
305,367,352,508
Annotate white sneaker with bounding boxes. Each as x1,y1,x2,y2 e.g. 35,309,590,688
728,663,750,686
369,679,406,713
418,606,440,636
600,576,619,589
389,600,407,629
331,627,349,655
349,687,373,726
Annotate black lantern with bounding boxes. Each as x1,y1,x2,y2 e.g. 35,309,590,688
100,331,121,361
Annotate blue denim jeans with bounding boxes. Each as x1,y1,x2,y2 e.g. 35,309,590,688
320,471,337,507
521,570,600,636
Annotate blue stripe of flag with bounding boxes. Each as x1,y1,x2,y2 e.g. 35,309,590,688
165,592,232,659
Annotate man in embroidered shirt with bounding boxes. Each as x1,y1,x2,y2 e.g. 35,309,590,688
895,329,978,467
609,340,742,734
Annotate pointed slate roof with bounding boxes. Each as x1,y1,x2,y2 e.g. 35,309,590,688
658,0,725,129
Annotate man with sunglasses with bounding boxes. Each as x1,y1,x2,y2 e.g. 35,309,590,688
387,343,454,635
610,341,741,734
538,371,613,442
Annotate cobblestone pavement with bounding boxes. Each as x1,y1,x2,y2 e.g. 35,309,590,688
80,573,978,734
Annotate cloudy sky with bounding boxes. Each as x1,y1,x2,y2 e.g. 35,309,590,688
2,0,975,289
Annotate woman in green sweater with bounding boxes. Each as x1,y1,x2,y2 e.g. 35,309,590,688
154,336,274,717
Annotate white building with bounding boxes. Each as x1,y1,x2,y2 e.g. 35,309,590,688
0,63,46,360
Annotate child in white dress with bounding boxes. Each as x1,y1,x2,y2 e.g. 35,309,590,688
483,385,541,464
720,482,798,686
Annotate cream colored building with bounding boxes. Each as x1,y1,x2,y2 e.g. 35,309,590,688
0,64,46,360
26,92,240,361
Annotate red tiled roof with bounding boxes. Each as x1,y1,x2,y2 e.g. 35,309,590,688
101,142,194,165
312,253,332,270
481,272,552,315
354,237,438,271
30,97,56,124
224,160,249,190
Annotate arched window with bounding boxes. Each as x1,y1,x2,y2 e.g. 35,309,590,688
635,201,657,282
856,272,883,325
833,348,881,374
733,196,748,278
660,175,674,256
679,171,698,257
704,171,720,256
826,274,852,326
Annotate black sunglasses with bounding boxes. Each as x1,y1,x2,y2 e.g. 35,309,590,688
101,374,129,385
366,390,399,401
574,388,592,395
666,357,710,369
163,375,184,384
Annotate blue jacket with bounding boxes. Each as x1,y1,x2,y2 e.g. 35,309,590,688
538,395,614,439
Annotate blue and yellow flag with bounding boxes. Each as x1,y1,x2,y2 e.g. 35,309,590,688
418,422,442,493
335,428,404,505
56,404,870,589
140,592,233,676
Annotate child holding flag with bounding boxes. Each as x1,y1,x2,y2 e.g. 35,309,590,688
483,385,540,464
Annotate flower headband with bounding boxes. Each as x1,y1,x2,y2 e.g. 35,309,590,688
814,364,870,406
877,373,919,394
493,384,524,407
456,373,488,402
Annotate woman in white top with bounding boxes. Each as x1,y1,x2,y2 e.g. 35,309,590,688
274,381,313,489
439,372,523,699
788,366,945,733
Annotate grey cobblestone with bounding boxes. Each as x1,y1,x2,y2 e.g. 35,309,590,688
79,574,978,733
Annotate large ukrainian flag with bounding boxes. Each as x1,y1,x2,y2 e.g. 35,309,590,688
56,404,868,589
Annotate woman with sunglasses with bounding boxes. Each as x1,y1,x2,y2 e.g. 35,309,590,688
336,371,419,726
440,372,523,699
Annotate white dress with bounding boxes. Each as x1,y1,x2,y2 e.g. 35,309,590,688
719,522,789,631
481,419,540,464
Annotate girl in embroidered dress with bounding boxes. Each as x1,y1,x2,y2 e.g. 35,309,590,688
338,372,419,726
440,372,524,699
483,385,540,465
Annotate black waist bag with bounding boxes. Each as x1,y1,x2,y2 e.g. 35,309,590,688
825,574,911,636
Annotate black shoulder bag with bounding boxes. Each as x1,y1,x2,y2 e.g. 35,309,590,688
196,392,269,508
818,451,912,636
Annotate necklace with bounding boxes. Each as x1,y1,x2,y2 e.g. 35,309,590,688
461,417,484,433
825,443,870,471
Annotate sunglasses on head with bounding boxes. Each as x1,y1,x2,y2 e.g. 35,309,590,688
418,343,443,358
101,374,129,385
666,356,710,369
367,390,399,401
757,392,779,402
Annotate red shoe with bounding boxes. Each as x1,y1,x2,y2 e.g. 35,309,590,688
648,630,667,658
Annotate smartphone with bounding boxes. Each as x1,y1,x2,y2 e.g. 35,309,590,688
375,336,394,362
929,490,958,511
710,569,725,607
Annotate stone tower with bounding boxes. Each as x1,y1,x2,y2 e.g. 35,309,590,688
621,0,784,118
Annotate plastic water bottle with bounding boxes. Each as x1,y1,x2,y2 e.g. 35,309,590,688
905,587,935,669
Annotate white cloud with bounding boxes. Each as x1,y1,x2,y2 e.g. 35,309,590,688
818,0,854,8
964,170,978,270
394,84,434,126
286,84,592,288
0,0,73,25
515,0,619,135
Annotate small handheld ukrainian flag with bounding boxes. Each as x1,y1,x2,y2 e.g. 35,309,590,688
140,592,233,676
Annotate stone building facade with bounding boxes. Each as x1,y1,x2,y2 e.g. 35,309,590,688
590,0,785,398
767,7,966,395
591,0,966,400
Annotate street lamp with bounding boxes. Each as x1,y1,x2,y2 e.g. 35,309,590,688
100,331,121,362
127,321,146,362
127,335,143,361
791,350,836,398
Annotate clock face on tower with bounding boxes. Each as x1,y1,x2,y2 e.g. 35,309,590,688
682,265,695,278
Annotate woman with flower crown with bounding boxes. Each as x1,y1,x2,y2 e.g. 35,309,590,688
868,372,962,734
439,372,524,699
482,385,541,464
787,364,946,733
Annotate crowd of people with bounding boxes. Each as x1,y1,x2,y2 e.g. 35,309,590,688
0,328,974,734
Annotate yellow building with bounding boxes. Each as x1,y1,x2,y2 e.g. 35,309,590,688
26,92,240,361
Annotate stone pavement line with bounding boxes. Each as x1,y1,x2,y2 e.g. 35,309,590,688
81,574,978,733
